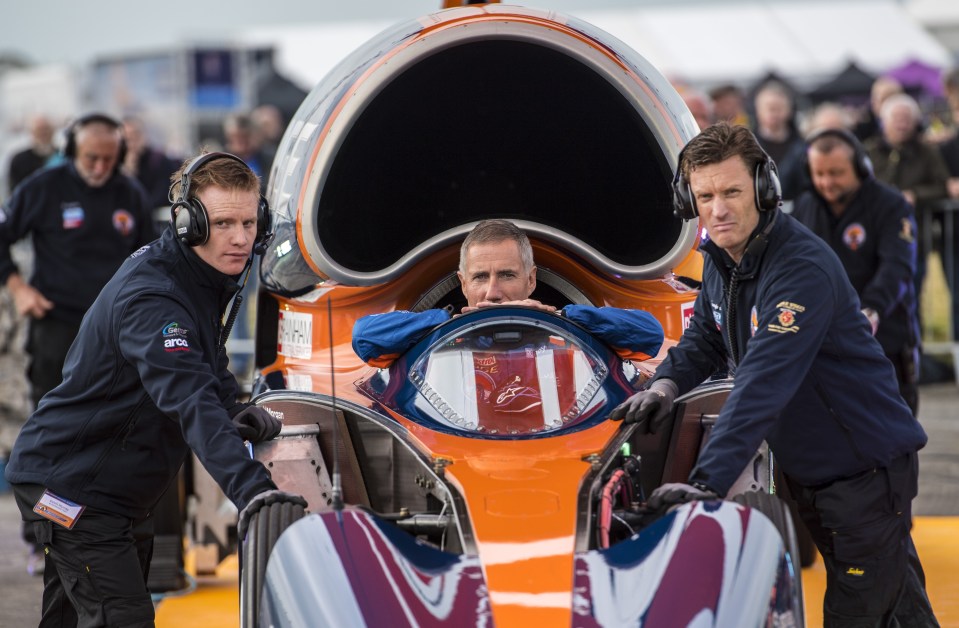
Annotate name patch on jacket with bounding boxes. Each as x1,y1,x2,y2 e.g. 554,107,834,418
162,322,191,352
62,204,84,229
769,301,804,334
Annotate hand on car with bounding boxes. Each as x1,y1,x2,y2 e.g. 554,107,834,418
461,299,557,314
608,379,678,434
232,405,282,443
646,482,718,511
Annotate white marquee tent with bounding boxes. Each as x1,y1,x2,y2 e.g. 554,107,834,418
243,0,953,91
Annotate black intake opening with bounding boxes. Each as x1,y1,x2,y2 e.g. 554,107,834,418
318,39,680,273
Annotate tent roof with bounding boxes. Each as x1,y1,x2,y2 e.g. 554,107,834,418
807,61,877,103
243,1,953,91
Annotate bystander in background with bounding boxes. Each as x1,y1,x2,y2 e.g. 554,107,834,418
865,93,950,306
122,116,182,231
794,128,922,414
0,112,156,575
7,115,57,196
753,81,805,205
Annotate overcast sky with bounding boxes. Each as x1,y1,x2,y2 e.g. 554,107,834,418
4,0,647,67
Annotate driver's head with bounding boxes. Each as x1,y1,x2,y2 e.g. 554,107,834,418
457,219,536,308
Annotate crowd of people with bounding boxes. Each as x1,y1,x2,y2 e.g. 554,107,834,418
0,63,955,625
0,106,285,580
677,70,959,377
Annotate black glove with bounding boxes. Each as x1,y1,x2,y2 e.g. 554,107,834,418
232,405,282,443
237,489,308,540
608,379,678,434
647,482,718,511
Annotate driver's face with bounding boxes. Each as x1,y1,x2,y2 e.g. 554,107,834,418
457,239,536,308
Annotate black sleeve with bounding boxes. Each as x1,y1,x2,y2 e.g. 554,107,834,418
117,293,275,510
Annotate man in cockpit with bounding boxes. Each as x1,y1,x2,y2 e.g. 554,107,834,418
352,219,664,368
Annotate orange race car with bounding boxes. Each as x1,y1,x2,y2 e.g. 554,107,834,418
239,3,804,626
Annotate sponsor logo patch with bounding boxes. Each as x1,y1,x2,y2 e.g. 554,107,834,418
112,209,136,236
277,311,313,359
130,245,150,259
162,322,191,352
710,301,723,330
768,301,805,334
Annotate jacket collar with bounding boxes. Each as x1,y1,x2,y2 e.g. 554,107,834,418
702,208,779,280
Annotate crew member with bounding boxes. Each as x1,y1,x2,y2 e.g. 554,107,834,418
793,128,921,414
5,152,304,626
611,123,936,626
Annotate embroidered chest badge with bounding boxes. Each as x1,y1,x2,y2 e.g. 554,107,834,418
113,209,136,236
62,204,84,229
842,223,866,251
899,218,915,243
768,301,805,334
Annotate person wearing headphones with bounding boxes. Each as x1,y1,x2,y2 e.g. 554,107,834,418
0,113,156,410
610,123,936,625
0,113,156,576
4,152,304,626
793,128,921,415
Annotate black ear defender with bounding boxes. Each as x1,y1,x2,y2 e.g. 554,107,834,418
803,127,873,180
671,145,782,220
168,152,272,254
64,113,128,170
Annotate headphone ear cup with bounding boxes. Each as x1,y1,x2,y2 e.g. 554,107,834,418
672,174,697,220
116,138,128,173
64,127,77,159
253,195,273,254
190,198,209,245
754,158,782,211
172,201,194,244
172,199,209,246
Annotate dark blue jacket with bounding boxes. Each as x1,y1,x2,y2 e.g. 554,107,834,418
653,209,926,494
792,177,920,356
6,229,275,517
0,162,155,325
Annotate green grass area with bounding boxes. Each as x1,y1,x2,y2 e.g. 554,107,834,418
922,252,953,344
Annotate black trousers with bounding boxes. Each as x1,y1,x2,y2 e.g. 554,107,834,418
27,317,81,409
13,483,155,628
786,453,938,627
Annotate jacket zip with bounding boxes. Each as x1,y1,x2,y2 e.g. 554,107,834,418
724,269,741,372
